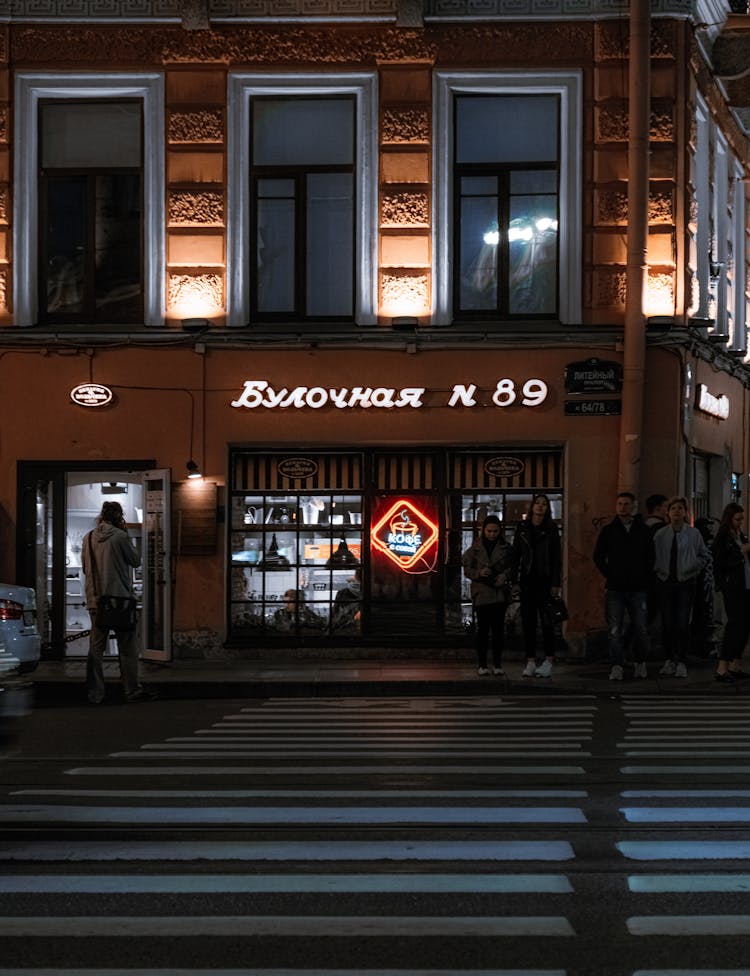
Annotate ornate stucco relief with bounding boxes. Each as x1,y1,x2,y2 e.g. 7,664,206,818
595,101,675,142
596,187,674,225
380,190,429,227
595,18,675,61
0,108,6,143
593,268,627,307
382,107,429,144
168,110,224,144
380,271,429,311
11,23,598,65
169,190,225,225
0,270,6,311
0,188,7,224
168,272,224,312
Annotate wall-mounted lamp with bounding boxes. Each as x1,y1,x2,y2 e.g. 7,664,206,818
186,460,202,480
392,316,418,330
646,315,675,330
181,317,210,332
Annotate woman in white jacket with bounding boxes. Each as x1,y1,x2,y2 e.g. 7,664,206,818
653,496,710,678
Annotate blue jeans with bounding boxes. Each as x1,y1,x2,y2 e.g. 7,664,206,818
605,589,650,665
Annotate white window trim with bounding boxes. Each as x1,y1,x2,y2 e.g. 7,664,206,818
729,156,746,354
227,72,378,328
713,128,729,338
433,70,582,326
14,72,165,328
692,94,711,322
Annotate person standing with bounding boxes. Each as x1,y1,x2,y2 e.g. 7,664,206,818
711,503,750,682
511,494,562,678
593,492,654,680
654,496,710,678
82,500,151,704
644,494,668,535
462,514,512,676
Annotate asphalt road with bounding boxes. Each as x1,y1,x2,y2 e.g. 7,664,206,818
1,691,750,975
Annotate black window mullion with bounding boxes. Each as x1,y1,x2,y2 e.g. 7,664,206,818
296,171,305,319
85,173,97,320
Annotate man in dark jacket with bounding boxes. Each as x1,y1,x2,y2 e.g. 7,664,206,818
593,492,655,681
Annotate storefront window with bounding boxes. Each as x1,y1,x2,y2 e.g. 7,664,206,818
230,492,363,637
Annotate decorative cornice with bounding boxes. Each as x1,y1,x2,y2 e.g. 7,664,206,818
4,0,716,20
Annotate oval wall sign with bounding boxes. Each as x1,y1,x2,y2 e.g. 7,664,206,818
70,383,114,408
277,457,319,481
484,456,526,479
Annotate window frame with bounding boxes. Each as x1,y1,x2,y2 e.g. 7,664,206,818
434,71,582,327
227,72,378,328
14,73,165,328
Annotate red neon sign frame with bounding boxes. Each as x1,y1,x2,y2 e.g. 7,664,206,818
370,498,439,571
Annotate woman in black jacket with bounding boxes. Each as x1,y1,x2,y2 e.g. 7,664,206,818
711,502,750,681
511,494,562,678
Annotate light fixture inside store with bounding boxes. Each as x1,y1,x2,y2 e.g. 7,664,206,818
101,482,128,495
181,317,210,332
258,533,291,570
326,538,360,568
186,460,202,480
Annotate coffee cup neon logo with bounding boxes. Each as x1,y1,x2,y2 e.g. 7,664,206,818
371,499,439,571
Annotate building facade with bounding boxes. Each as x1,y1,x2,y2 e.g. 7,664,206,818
1,0,749,663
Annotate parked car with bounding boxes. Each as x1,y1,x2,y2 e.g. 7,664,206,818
0,640,33,753
0,584,41,674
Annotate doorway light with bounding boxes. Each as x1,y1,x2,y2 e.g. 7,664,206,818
101,482,128,494
186,460,202,480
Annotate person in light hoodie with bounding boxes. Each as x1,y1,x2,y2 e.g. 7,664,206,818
653,496,710,678
82,500,152,704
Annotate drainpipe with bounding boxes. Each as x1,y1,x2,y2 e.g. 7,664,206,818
618,0,651,496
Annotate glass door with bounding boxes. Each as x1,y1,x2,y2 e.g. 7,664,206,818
34,479,54,653
142,468,172,662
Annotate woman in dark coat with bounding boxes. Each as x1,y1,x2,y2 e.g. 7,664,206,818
462,514,512,676
711,502,750,681
511,494,562,678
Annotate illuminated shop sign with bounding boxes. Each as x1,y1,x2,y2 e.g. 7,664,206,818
371,499,439,571
70,383,113,408
564,359,622,394
695,384,729,420
277,457,318,480
230,379,548,411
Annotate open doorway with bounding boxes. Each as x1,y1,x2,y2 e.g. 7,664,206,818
17,461,171,663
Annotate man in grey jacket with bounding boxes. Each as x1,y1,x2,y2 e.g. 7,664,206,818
82,500,151,704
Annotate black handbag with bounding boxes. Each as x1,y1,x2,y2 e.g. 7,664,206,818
96,594,137,632
541,595,568,627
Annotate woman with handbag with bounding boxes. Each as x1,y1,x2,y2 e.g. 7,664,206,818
711,502,750,682
511,494,563,678
462,515,512,676
82,500,152,704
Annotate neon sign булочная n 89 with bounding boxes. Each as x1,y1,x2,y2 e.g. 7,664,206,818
370,499,439,572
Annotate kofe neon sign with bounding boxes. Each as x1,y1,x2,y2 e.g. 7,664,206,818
371,499,439,571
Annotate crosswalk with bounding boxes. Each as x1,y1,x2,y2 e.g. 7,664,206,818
1,693,750,973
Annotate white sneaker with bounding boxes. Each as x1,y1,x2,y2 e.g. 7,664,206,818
477,667,489,676
675,662,688,678
609,664,624,681
521,661,537,678
634,661,648,679
492,666,505,676
659,660,676,676
536,659,553,678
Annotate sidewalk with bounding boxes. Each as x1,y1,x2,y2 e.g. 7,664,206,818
30,654,749,701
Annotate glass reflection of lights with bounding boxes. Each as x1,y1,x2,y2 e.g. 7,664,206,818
483,218,558,246
483,229,500,246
